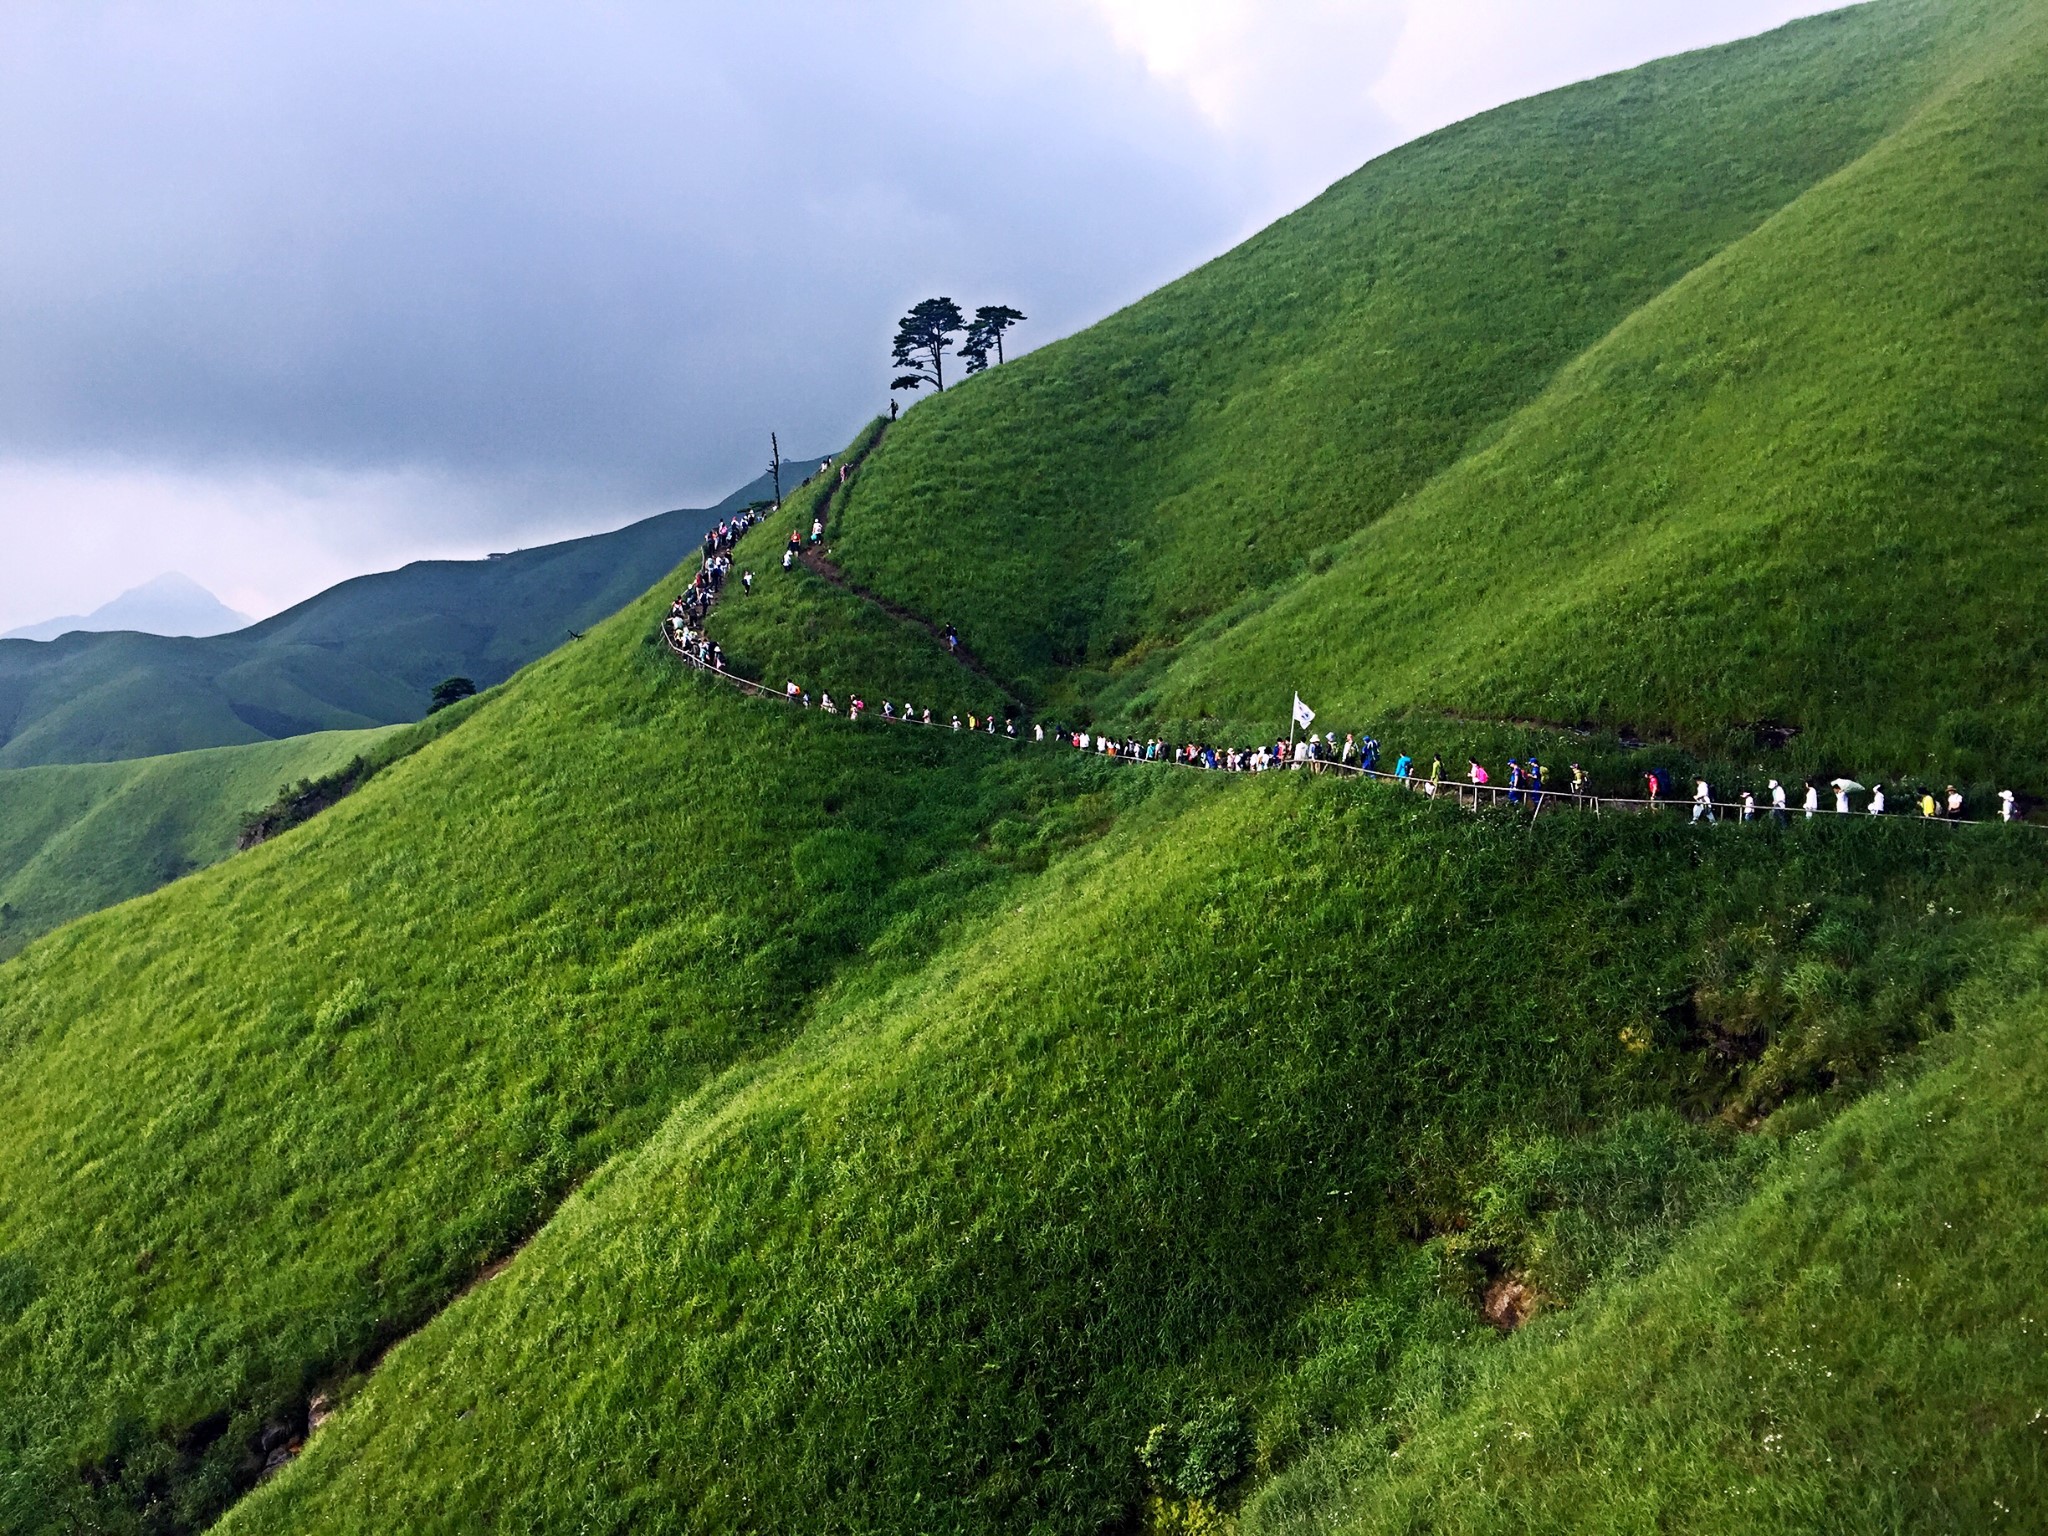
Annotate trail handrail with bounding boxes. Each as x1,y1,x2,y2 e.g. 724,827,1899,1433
659,626,2024,832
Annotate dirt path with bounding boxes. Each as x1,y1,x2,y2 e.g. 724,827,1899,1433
795,544,1015,698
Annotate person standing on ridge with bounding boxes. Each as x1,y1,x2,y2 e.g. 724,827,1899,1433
1742,790,1757,822
1920,789,1938,818
1835,782,1851,814
1804,781,1819,817
2000,788,2018,821
1770,779,1788,823
1692,778,1713,823
1946,785,1964,818
1868,784,1886,816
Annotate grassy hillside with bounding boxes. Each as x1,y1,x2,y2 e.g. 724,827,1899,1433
1118,0,2048,789
1244,943,2048,1535
0,555,1053,1532
823,0,1985,708
3,0,2046,1532
0,462,819,769
0,729,397,961
219,774,2042,1536
808,0,2048,798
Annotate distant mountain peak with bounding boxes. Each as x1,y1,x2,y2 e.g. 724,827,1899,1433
3,573,252,642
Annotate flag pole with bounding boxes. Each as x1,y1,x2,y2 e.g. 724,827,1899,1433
1288,691,1297,751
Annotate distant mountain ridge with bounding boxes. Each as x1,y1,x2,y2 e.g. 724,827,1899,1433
2,571,252,642
0,460,822,767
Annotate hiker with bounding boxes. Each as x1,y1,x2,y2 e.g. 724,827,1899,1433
1395,753,1412,781
1770,780,1788,823
782,548,794,570
850,696,865,719
1527,759,1543,809
944,624,959,653
1570,763,1586,802
2000,788,2017,821
1033,723,1044,742
1946,785,1964,818
786,681,800,701
1834,782,1851,814
1868,784,1885,816
1507,760,1522,804
1804,782,1819,817
1428,755,1442,797
821,692,837,714
1919,789,1938,818
1342,733,1358,766
1646,771,1661,807
810,516,824,543
1692,778,1713,823
742,570,754,594
1361,736,1380,772
952,714,962,731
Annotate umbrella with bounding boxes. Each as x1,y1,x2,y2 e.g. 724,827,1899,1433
1830,778,1866,792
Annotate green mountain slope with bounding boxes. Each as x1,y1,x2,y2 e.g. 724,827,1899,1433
0,561,1036,1532
822,0,1986,710
0,463,818,769
2,1,2046,1532
0,730,410,962
216,785,2041,1536
1244,946,2048,1535
1122,0,2048,786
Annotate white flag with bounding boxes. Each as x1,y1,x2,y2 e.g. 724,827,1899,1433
1292,694,1316,729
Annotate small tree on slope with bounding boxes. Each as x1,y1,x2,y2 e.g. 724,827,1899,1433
891,297,966,394
961,304,1026,374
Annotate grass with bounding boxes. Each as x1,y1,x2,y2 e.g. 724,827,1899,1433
0,565,1082,1533
4,1,2048,1531
1117,0,2048,788
1243,939,2048,1535
0,728,400,961
823,0,1986,713
218,777,2046,1535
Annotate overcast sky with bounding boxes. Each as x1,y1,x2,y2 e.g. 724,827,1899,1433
0,0,1849,632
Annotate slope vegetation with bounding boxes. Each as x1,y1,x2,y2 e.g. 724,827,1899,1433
0,558,1055,1532
2,2,2046,1533
1245,946,2048,1535
1125,0,2048,786
0,729,398,961
825,0,1986,709
0,463,816,768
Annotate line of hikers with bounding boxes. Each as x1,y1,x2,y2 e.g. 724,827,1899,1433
664,506,2022,826
668,505,766,639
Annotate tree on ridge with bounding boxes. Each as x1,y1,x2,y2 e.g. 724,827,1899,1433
891,297,966,394
961,305,1026,373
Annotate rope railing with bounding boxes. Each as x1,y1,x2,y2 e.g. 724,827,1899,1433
660,627,2027,832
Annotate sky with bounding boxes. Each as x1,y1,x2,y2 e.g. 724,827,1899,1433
0,0,1850,633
